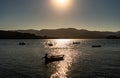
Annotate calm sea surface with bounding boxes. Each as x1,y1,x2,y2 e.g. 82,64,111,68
0,39,120,78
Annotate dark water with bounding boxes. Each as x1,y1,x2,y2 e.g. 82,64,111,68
0,39,120,78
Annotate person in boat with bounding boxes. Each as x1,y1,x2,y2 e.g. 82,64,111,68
45,53,48,59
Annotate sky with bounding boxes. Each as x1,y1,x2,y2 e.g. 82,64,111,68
0,0,120,31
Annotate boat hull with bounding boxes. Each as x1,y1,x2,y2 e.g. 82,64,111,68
92,45,101,47
45,55,64,63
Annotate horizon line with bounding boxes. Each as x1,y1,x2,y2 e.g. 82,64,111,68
0,28,120,32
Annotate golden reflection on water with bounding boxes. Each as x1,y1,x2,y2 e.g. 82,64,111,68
45,39,80,78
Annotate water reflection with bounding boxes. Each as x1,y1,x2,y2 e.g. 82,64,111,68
44,39,80,78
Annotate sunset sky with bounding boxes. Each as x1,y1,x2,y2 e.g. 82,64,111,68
0,0,120,31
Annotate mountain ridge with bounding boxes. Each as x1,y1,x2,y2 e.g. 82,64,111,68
0,28,119,39
14,28,120,39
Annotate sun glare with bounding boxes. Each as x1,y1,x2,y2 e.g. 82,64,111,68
57,0,68,5
51,0,73,11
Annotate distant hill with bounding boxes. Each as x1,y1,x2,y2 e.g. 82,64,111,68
0,30,42,39
15,28,120,39
0,28,120,39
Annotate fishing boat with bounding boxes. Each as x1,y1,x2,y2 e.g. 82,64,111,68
44,54,64,63
19,42,26,45
73,41,80,44
48,43,53,46
92,45,101,48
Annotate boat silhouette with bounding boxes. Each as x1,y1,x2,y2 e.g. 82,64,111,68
48,43,53,46
19,42,26,45
44,54,64,64
92,45,101,48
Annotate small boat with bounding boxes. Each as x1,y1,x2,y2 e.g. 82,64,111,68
19,42,26,45
44,54,64,63
92,45,101,48
48,43,53,46
73,42,80,44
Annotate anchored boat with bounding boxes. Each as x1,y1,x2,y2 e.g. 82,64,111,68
92,45,101,48
44,54,64,63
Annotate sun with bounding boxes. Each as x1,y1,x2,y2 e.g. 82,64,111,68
57,0,68,5
51,0,73,11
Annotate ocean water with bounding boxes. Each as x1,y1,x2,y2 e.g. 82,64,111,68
0,39,120,78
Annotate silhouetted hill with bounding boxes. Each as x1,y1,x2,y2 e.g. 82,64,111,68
0,30,42,39
16,28,120,39
0,28,120,39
